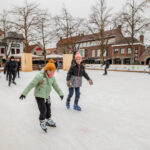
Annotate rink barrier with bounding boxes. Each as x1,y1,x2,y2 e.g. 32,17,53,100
85,64,150,73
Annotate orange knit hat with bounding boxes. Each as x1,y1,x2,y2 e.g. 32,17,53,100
49,59,54,63
44,63,56,71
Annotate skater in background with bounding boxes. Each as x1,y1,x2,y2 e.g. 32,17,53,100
4,59,9,80
55,60,60,72
19,62,64,132
66,52,93,111
148,61,150,74
4,56,18,86
101,59,110,75
16,59,21,78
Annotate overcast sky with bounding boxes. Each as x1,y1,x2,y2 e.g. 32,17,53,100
0,0,150,47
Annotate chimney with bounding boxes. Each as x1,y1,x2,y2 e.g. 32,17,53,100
140,35,144,43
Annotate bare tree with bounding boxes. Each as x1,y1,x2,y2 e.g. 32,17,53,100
11,1,40,53
87,0,111,64
54,6,84,57
113,0,150,64
0,9,12,58
36,10,55,64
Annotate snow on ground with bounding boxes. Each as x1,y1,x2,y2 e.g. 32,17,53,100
0,70,150,150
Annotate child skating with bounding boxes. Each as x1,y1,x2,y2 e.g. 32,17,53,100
66,52,93,111
19,63,64,132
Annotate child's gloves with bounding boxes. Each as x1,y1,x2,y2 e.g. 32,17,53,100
67,81,71,87
60,96,64,100
19,95,26,100
88,80,93,85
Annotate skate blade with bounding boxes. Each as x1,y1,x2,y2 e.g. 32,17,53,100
46,123,56,127
42,129,47,133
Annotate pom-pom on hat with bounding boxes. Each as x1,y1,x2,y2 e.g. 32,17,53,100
49,59,54,63
75,52,82,60
44,63,56,71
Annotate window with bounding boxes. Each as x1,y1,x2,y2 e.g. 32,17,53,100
135,47,138,54
34,52,36,55
11,49,15,54
121,48,125,54
128,48,132,54
92,50,95,57
104,49,108,56
114,48,118,54
97,49,100,57
16,49,20,54
1,48,4,54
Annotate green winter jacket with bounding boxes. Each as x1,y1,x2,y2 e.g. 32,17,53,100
22,70,63,99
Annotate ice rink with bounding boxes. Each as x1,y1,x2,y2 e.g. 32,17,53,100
0,70,150,150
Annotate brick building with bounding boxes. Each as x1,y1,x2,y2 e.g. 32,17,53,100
56,26,146,64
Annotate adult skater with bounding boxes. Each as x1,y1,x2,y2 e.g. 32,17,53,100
4,56,18,86
66,52,93,111
16,59,21,78
102,59,110,75
4,59,9,80
19,62,64,132
148,61,150,74
55,60,60,72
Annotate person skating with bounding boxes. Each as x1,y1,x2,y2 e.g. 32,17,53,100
16,59,21,78
102,59,110,75
4,56,18,86
4,59,9,80
19,63,64,132
66,52,93,111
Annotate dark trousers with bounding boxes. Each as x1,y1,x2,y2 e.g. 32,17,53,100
8,71,16,83
17,69,20,78
36,97,51,121
6,71,9,80
104,67,108,75
67,87,80,105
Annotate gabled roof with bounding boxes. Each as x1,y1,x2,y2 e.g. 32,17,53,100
76,28,121,43
5,32,24,40
57,27,122,47
57,36,82,47
27,45,38,53
115,37,141,45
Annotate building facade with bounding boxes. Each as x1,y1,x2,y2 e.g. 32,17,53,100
56,26,146,65
0,31,24,57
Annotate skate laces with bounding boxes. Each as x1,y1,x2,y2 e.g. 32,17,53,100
47,119,55,125
40,121,47,129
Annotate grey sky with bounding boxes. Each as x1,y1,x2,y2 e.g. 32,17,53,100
0,0,150,46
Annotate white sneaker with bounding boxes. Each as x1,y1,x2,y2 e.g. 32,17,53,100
46,119,56,127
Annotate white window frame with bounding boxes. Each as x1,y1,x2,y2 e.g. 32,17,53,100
97,49,100,57
128,48,132,54
121,48,125,54
92,50,95,57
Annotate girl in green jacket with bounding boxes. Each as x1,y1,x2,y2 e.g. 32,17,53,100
19,62,64,132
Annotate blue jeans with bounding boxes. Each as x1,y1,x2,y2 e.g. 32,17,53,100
66,87,80,105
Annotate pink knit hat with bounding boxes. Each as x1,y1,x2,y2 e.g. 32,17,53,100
75,52,82,59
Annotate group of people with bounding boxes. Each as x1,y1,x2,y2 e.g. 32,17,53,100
2,52,109,132
4,56,20,86
19,52,93,132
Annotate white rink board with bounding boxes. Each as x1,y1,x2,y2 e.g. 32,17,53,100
86,64,149,72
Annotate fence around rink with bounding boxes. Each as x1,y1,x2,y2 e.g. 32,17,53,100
85,64,150,73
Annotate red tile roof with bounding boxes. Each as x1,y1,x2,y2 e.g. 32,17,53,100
27,45,38,52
